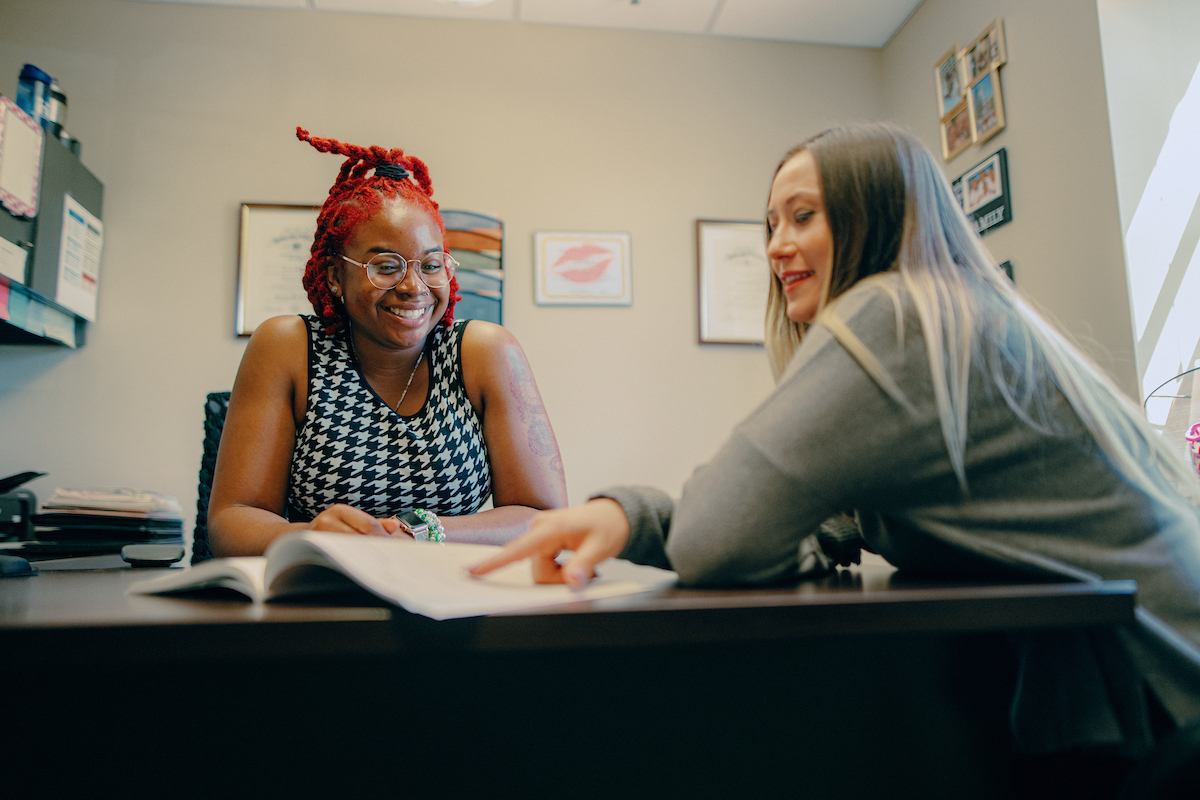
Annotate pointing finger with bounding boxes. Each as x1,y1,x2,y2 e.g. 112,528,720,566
468,526,565,576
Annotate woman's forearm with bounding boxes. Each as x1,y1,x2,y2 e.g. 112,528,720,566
440,505,540,546
211,502,544,555
208,505,311,557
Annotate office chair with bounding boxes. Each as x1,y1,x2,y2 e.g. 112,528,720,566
192,391,231,564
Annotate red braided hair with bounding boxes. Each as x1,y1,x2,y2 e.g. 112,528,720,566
296,127,459,333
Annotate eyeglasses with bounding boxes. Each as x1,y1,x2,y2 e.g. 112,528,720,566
340,251,458,289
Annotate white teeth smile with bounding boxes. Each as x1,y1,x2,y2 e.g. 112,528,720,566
783,271,813,286
387,308,427,319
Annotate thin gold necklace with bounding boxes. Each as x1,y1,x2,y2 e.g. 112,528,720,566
393,348,424,414
348,326,425,415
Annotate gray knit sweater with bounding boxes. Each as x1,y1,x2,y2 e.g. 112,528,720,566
601,273,1200,756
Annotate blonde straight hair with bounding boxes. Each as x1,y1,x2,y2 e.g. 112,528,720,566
764,123,1198,508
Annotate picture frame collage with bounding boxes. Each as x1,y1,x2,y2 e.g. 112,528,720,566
936,19,1007,162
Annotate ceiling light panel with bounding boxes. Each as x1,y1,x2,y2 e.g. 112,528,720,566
713,0,922,48
519,0,722,36
311,0,515,21
134,0,309,8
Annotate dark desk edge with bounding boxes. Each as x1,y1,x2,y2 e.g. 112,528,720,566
3,576,1137,666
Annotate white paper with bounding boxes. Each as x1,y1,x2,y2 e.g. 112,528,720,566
268,531,678,620
0,99,42,218
56,194,103,321
0,235,27,283
129,557,268,600
130,531,678,621
41,305,76,346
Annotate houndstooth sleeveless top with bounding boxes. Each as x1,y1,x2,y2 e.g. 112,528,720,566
287,316,492,522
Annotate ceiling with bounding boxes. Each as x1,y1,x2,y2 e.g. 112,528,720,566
137,0,925,48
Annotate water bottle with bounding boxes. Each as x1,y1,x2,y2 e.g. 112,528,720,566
44,78,67,137
15,63,51,121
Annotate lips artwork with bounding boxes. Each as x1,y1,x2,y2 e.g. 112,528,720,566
551,244,614,284
534,232,631,305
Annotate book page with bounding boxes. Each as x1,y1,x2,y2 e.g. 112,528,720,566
265,532,677,620
127,557,268,601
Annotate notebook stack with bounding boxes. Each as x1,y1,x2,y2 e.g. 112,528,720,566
24,488,184,560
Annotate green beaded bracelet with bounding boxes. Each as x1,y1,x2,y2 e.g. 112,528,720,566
412,508,445,544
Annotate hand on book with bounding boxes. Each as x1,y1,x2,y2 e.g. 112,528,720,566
468,498,630,588
310,503,405,538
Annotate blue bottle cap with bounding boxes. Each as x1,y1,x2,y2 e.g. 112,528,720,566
19,64,52,83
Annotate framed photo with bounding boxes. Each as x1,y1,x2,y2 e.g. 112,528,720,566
968,69,1006,145
236,203,320,336
940,101,974,161
951,148,1012,237
0,96,44,219
696,219,769,345
962,19,1006,83
534,231,631,305
935,46,964,118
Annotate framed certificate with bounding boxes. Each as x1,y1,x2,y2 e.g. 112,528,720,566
235,203,319,336
696,219,769,345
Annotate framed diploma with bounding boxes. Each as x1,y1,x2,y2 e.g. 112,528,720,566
696,219,769,346
235,203,320,336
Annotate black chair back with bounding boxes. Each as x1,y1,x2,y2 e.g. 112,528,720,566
192,392,231,564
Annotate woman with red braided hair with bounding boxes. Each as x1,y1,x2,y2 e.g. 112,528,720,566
208,128,567,555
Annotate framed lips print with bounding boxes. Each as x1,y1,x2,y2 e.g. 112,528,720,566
534,231,632,305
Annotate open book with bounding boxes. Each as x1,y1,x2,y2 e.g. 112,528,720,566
128,530,677,621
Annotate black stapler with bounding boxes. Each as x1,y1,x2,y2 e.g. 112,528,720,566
0,471,45,541
0,471,46,578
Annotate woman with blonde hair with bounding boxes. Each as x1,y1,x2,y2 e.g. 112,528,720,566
473,123,1200,787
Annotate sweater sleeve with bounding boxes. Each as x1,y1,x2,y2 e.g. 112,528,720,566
590,485,675,570
663,280,956,586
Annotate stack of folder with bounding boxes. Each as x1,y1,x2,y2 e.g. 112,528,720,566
23,488,184,559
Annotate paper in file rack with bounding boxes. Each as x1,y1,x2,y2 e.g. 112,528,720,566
55,194,102,321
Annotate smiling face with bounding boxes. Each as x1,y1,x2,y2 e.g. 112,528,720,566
328,197,449,352
766,150,834,325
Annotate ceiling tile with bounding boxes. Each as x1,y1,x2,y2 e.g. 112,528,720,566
519,0,722,36
120,0,923,47
141,0,310,8
712,0,922,48
311,0,515,21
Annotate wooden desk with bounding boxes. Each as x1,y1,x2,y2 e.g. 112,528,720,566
1,559,1135,798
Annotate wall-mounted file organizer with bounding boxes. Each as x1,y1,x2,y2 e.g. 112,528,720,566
0,273,84,346
0,120,102,347
443,210,502,325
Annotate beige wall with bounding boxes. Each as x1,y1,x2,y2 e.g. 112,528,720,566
881,0,1137,398
0,0,1144,548
0,0,882,538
